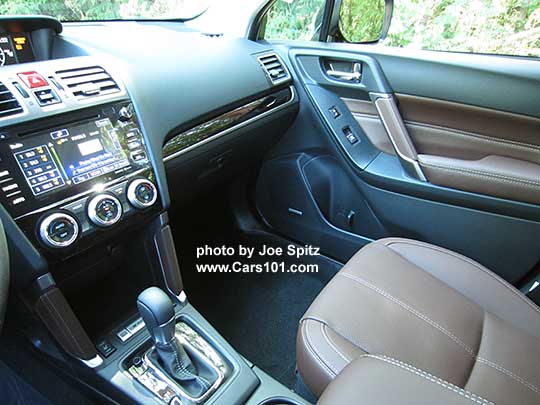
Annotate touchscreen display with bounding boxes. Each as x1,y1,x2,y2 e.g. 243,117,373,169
0,33,34,66
10,117,145,196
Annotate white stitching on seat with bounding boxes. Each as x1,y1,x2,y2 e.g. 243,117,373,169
343,240,540,398
476,357,540,396
381,238,540,320
338,272,476,356
302,320,337,377
364,354,494,405
320,323,350,363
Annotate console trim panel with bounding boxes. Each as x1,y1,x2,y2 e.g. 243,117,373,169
163,86,296,162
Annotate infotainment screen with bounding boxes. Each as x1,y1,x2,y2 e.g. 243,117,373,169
8,115,148,197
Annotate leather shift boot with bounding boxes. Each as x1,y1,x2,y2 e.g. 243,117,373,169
152,337,215,398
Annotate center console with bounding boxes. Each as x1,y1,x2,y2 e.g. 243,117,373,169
0,52,308,404
0,99,159,255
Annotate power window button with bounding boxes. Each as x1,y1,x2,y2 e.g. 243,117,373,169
343,126,359,145
329,106,341,119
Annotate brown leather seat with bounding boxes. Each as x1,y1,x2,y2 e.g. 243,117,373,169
297,238,540,404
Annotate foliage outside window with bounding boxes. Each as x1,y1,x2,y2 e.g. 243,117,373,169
339,0,386,43
263,0,326,41
0,0,209,21
383,0,540,57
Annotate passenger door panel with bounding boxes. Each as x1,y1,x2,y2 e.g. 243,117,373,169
256,44,540,284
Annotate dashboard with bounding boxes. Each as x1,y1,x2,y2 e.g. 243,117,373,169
0,15,300,404
0,15,297,262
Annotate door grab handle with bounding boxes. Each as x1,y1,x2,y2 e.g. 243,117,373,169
326,70,361,82
325,61,362,83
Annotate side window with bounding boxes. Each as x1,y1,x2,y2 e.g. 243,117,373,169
261,0,327,41
338,0,540,57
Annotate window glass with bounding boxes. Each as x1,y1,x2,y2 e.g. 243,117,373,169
384,0,540,57
263,0,326,40
0,0,210,21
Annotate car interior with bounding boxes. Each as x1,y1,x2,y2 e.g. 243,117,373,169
0,1,539,404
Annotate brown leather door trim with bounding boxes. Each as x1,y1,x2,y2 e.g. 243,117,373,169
396,94,540,146
343,95,540,148
341,95,540,204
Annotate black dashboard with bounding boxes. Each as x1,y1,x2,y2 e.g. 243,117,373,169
0,15,298,266
0,14,304,405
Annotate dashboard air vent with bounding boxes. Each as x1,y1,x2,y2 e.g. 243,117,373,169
55,66,120,99
258,53,290,85
0,82,23,119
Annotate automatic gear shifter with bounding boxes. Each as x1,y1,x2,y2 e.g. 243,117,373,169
137,287,176,345
137,287,214,398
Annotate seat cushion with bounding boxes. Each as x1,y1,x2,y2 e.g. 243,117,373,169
297,238,540,404
318,355,494,405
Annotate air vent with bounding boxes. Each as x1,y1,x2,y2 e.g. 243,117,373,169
0,82,23,119
55,66,120,99
258,53,290,85
202,32,223,38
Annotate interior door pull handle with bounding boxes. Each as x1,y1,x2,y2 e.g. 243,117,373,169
326,70,361,82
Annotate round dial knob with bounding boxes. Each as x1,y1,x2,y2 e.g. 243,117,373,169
87,194,123,227
127,179,157,209
39,212,79,248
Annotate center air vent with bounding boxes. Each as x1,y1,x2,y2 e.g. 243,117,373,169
0,82,23,119
55,66,120,99
257,53,290,85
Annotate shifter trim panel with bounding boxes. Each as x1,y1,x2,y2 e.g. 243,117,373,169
128,322,226,404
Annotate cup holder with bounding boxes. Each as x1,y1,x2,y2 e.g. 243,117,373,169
257,397,304,405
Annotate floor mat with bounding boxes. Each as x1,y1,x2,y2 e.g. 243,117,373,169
181,230,342,392
0,360,51,405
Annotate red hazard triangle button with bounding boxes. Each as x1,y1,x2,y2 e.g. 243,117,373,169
17,71,48,89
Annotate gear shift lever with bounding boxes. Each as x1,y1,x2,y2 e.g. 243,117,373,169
137,286,176,345
137,287,213,397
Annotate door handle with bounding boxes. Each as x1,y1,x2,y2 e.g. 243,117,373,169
325,62,362,83
326,69,361,82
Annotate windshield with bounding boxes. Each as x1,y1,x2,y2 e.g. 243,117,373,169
0,0,211,21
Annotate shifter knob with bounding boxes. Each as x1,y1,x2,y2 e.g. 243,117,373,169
137,287,176,346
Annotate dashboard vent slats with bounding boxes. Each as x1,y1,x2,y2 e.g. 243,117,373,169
55,66,120,99
0,82,23,119
258,53,290,85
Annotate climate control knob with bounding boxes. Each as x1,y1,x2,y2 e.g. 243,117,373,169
39,212,79,248
87,194,123,227
127,179,157,209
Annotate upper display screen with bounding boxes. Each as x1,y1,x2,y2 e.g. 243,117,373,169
0,33,34,66
9,115,149,198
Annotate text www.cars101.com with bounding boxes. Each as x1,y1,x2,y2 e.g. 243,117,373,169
196,262,319,274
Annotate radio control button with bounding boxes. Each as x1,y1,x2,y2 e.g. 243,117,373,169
87,194,123,227
39,212,79,248
127,179,157,209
